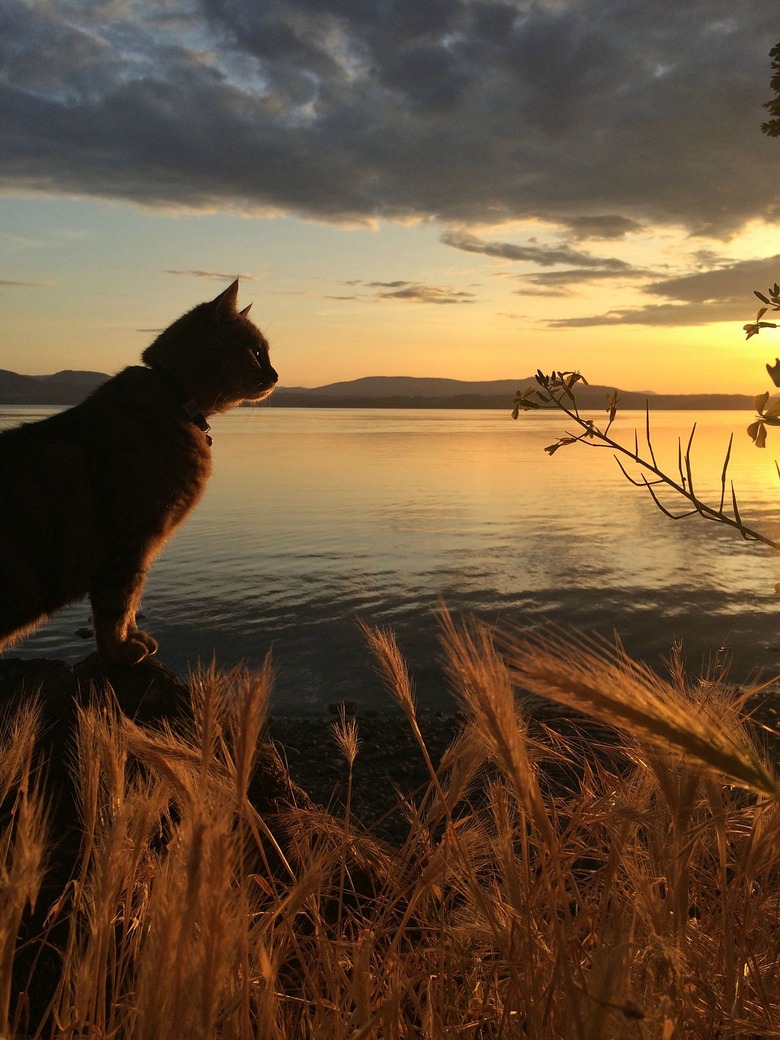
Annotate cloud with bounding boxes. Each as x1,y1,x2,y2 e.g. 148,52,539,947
559,216,644,240
547,301,746,328
295,278,477,303
520,267,651,288
441,229,631,270
372,281,477,304
547,254,780,326
0,1,776,235
0,278,57,288
642,257,780,304
166,269,258,282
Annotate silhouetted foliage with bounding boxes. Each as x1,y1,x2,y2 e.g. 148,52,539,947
761,42,780,137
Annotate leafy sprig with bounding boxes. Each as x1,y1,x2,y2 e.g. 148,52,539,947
743,283,780,340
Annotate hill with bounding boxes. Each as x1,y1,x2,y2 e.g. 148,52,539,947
0,369,109,405
0,369,755,410
272,376,753,411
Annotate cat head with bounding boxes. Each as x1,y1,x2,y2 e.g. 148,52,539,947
142,280,278,415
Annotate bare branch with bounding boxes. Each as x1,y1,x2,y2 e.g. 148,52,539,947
719,434,734,514
515,281,780,569
643,478,700,521
645,404,658,468
514,370,780,554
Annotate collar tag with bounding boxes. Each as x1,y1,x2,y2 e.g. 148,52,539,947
148,364,212,445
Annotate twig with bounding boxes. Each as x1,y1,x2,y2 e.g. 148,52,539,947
514,373,780,553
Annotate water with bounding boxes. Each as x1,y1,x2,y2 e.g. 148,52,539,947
4,404,780,713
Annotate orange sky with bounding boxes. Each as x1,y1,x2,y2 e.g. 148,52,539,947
1,3,778,394
1,201,777,394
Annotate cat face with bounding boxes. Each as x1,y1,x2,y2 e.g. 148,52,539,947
213,306,278,405
142,279,278,414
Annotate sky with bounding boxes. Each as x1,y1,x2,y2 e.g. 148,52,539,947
1,0,779,393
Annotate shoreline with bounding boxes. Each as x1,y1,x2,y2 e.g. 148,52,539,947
0,652,778,848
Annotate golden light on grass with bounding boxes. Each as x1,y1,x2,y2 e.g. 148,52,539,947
497,622,780,801
3,620,780,1037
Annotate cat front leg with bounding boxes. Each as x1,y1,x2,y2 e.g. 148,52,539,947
90,566,159,666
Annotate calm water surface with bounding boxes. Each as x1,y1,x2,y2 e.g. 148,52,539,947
4,405,780,713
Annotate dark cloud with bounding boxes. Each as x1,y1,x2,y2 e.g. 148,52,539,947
548,301,745,328
0,1,777,234
642,258,780,304
560,216,644,240
519,267,652,287
442,229,630,270
547,254,780,326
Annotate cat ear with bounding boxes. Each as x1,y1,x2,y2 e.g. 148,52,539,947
213,279,239,321
239,303,252,317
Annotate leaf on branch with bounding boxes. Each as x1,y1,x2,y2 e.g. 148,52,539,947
512,386,546,415
747,419,768,448
606,390,620,422
564,371,588,388
744,316,778,339
767,359,780,387
753,285,780,309
544,435,578,456
763,393,780,419
755,391,770,415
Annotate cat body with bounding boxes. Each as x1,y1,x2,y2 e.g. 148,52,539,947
0,280,277,665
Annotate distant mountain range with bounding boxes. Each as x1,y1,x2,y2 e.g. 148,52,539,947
0,369,109,404
0,369,755,410
273,375,755,410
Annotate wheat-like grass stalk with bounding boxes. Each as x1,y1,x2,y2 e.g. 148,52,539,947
499,624,780,800
0,697,47,1038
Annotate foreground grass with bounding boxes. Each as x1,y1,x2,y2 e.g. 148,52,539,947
2,618,780,1039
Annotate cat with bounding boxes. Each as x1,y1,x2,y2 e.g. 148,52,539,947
0,279,277,666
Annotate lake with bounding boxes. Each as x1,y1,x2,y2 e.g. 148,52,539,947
3,404,780,714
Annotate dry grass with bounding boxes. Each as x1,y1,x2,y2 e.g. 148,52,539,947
3,618,780,1039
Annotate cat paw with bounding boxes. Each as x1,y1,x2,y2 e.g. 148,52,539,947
99,631,159,666
132,629,159,655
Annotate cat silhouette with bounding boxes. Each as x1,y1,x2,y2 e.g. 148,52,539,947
0,279,277,665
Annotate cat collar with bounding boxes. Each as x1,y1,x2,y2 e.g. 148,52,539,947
148,364,213,446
